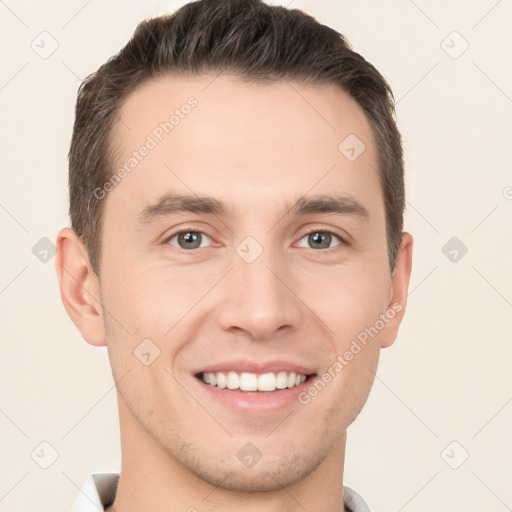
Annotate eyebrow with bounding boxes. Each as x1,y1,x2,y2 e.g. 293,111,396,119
137,192,369,224
289,194,369,218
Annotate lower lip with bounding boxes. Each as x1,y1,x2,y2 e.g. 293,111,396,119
194,375,318,415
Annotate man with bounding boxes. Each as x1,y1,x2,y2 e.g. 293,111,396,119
56,0,413,510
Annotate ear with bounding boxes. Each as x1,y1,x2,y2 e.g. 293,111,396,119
55,227,107,347
380,232,413,349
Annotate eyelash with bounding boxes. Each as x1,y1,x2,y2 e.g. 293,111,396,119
163,227,348,251
296,228,347,249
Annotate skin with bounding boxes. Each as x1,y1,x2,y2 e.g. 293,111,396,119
56,73,413,512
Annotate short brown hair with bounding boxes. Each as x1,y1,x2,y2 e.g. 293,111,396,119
68,0,404,275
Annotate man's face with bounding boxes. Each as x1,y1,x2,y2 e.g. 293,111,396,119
96,74,405,491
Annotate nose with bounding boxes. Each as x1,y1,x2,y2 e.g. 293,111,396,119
216,246,303,340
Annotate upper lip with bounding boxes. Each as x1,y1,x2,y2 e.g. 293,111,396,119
194,359,317,376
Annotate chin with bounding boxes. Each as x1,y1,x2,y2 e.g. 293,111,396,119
185,450,323,493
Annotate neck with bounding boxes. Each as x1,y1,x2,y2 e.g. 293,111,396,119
107,396,348,512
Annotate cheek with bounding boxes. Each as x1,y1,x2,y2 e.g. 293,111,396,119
101,260,207,338
305,264,391,341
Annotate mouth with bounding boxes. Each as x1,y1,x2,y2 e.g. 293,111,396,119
191,360,319,415
194,370,317,393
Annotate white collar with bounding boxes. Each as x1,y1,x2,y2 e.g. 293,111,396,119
69,472,119,511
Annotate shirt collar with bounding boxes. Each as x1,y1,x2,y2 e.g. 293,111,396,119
69,473,119,511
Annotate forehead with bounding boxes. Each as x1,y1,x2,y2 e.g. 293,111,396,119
107,73,381,217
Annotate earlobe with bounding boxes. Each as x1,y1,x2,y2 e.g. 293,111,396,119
380,232,413,349
55,227,107,347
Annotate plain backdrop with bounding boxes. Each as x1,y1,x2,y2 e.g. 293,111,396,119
0,1,511,511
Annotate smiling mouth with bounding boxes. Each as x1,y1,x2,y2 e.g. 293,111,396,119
195,371,317,392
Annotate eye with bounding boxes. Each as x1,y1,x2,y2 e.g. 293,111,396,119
166,230,212,250
296,230,344,250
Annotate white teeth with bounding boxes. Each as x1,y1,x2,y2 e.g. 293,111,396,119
258,372,277,392
216,372,227,389
276,371,288,389
226,371,239,390
201,371,308,391
239,372,258,391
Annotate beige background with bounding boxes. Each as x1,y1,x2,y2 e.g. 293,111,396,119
1,1,511,511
